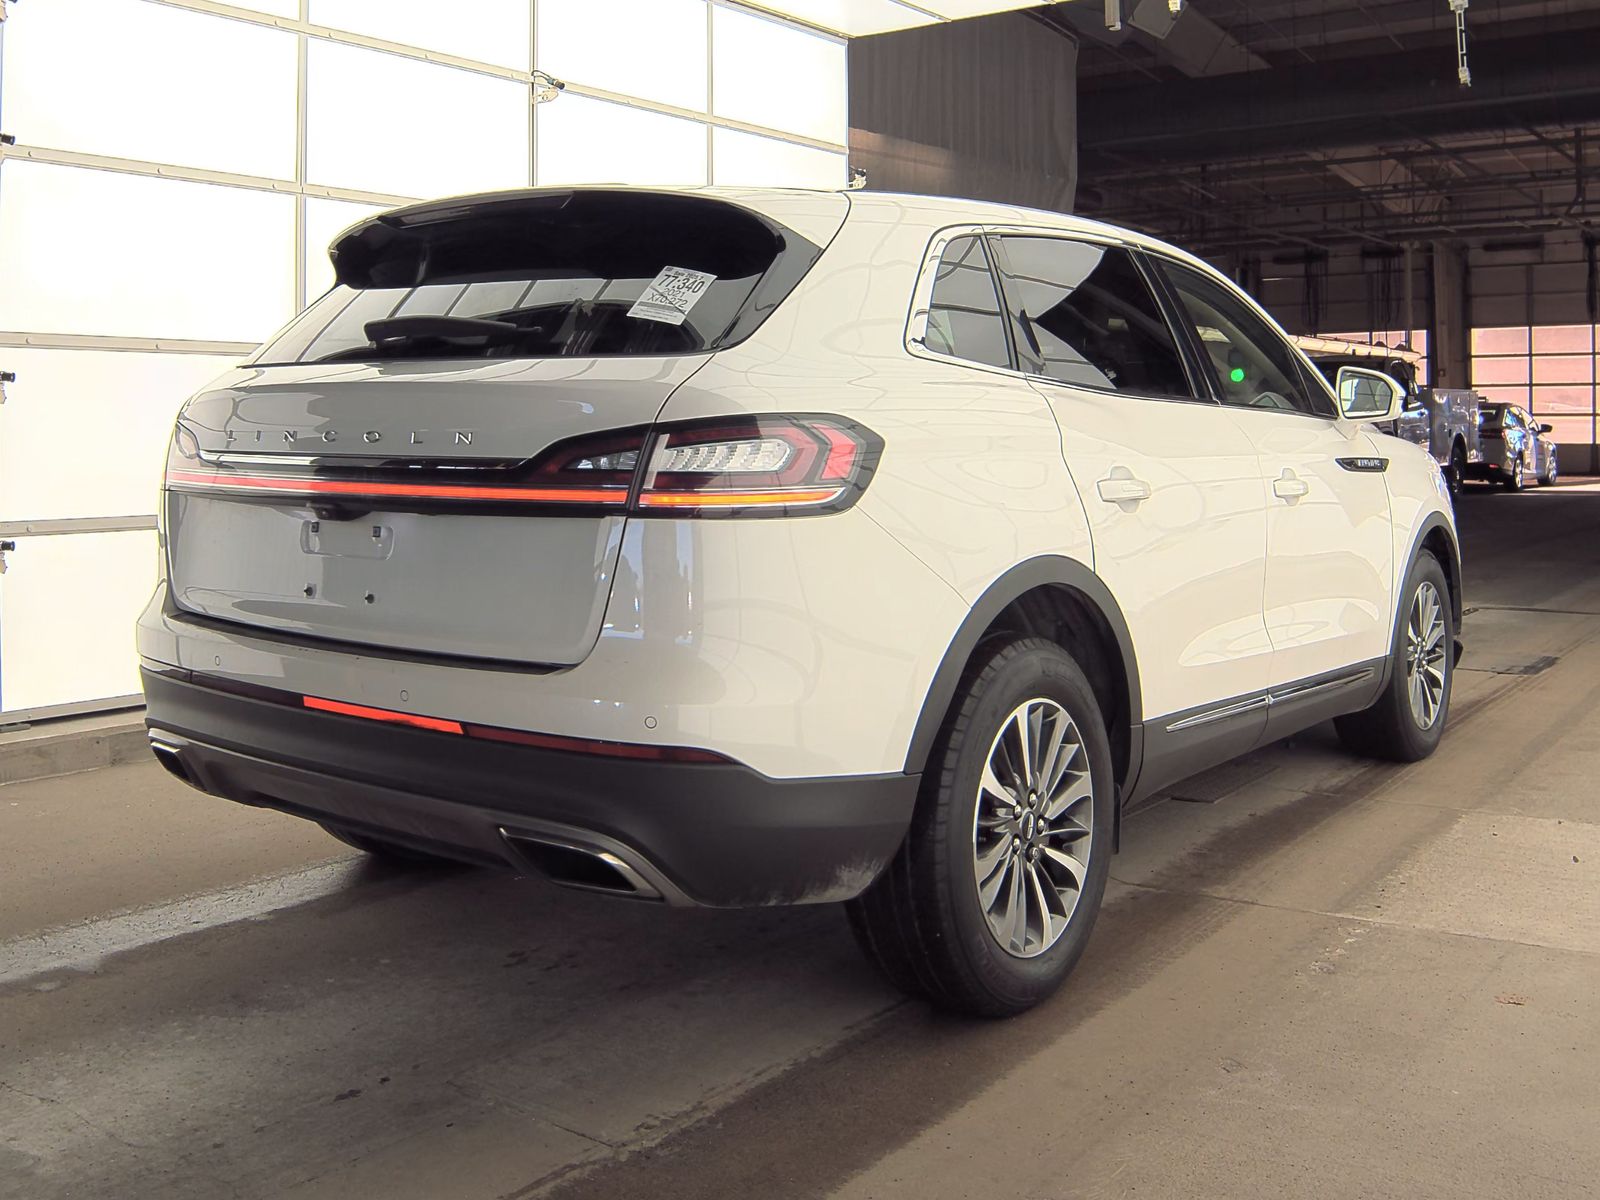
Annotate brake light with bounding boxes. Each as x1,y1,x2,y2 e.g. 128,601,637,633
164,416,880,519
635,416,881,516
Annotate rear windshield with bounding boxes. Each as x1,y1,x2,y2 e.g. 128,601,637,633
254,192,822,365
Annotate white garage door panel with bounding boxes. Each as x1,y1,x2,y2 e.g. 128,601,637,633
0,349,237,523
310,0,531,70
0,0,298,180
712,7,847,145
0,530,157,715
537,96,708,187
306,42,530,199
713,128,847,188
0,161,295,342
536,0,708,112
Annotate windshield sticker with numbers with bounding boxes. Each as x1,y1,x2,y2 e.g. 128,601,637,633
628,267,718,326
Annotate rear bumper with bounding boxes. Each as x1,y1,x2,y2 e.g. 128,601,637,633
142,668,918,908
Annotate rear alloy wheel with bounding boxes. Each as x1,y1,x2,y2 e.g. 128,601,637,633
846,638,1113,1017
1335,551,1453,762
1503,455,1525,492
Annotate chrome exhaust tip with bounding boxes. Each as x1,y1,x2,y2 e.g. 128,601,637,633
500,830,664,901
148,736,195,786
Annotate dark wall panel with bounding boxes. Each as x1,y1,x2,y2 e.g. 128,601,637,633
847,12,1077,212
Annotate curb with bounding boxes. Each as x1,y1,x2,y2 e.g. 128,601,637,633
0,711,149,786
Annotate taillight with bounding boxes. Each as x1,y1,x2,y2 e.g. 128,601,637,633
164,415,880,519
634,415,880,516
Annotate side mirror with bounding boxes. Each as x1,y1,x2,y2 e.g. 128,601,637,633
1335,366,1406,423
1538,423,1554,435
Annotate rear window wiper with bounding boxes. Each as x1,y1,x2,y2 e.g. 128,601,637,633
363,315,519,345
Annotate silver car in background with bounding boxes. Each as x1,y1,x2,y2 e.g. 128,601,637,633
1471,403,1558,490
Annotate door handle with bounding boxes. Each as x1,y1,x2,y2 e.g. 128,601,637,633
1272,470,1310,501
1096,477,1152,505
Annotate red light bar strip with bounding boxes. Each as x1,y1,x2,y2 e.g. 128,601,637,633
636,487,844,509
303,694,465,734
291,688,730,763
167,469,627,506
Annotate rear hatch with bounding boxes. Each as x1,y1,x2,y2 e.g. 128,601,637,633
164,188,842,665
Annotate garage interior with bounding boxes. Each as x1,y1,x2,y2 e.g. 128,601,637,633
3,3,1598,1199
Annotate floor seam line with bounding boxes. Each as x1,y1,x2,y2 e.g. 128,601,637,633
1107,876,1600,958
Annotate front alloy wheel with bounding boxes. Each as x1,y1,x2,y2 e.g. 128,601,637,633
1335,550,1453,762
1403,581,1449,730
973,699,1094,958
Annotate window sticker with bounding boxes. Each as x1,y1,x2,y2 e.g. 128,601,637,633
628,266,718,326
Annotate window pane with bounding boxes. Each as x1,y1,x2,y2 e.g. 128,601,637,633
306,41,530,198
258,192,802,363
1473,356,1531,385
310,0,530,69
1530,385,1596,414
993,240,1192,397
1472,327,1529,355
0,161,294,342
537,96,707,186
712,128,847,188
2,0,297,179
1536,415,1595,444
1473,386,1530,405
1532,355,1595,384
304,197,392,302
749,0,943,35
1531,324,1594,354
0,530,157,714
712,7,846,144
1160,259,1330,416
0,349,234,522
923,237,1009,370
537,0,707,111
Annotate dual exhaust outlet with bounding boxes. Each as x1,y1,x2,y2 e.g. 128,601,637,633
148,734,666,901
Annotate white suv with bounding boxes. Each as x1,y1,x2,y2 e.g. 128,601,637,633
140,187,1460,1016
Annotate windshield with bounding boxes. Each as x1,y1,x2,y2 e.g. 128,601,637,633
254,191,823,365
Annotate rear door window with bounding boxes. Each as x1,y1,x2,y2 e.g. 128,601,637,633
921,235,1011,370
990,237,1194,398
254,191,824,365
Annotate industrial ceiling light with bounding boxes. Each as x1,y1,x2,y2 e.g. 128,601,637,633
1449,0,1471,87
531,70,566,104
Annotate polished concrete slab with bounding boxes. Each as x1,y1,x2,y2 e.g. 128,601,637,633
2,482,1598,1200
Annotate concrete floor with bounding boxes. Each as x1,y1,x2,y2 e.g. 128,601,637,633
3,480,1599,1200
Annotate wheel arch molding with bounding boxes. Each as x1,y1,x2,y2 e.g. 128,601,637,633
1406,511,1464,629
903,557,1144,789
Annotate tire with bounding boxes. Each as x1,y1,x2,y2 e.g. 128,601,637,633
1503,455,1525,492
1447,443,1466,498
846,638,1115,1017
1334,551,1454,763
1540,449,1558,487
320,821,455,865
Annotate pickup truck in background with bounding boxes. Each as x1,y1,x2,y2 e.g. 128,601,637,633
1296,336,1482,496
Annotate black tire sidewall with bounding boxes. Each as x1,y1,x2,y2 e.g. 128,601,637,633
933,642,1115,1011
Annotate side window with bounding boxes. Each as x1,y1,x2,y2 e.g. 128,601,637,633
921,235,1011,370
1159,259,1337,418
990,237,1193,397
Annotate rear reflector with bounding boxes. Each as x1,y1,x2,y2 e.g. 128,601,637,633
295,688,731,763
303,695,465,734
